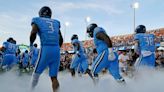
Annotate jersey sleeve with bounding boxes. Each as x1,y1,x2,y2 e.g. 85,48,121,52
15,45,19,53
72,39,79,45
134,34,139,41
152,34,155,39
57,20,61,28
93,27,105,38
31,17,39,26
53,19,61,28
3,42,7,48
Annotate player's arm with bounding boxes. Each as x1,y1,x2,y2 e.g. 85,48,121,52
153,35,156,45
2,42,7,52
96,32,113,48
30,24,39,46
1,47,6,52
72,42,80,57
73,42,80,51
96,32,116,60
59,30,63,47
134,40,139,54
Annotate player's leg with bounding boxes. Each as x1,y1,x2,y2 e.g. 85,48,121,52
147,54,156,67
92,51,107,77
81,58,94,79
31,56,37,68
51,77,59,92
108,53,125,83
31,73,40,90
1,55,8,69
48,47,60,92
31,48,47,90
70,56,80,77
2,54,13,70
142,54,155,67
77,64,83,77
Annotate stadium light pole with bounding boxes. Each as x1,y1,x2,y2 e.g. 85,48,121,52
64,21,70,51
64,22,70,43
85,16,91,40
132,2,139,31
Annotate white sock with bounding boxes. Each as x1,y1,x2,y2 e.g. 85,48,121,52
31,73,40,90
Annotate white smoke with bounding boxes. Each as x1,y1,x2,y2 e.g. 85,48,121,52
0,68,164,92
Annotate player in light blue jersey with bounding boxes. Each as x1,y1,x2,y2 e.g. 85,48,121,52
30,6,63,92
70,34,94,80
134,25,156,67
30,43,39,68
0,49,4,69
86,23,125,83
22,50,30,70
15,48,21,64
1,37,17,70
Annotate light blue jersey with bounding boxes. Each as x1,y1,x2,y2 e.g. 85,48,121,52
92,27,122,80
72,39,85,56
70,39,88,73
0,51,3,65
134,33,155,53
2,42,17,67
93,27,108,54
16,54,21,64
134,33,156,67
32,17,60,77
31,47,39,67
32,17,60,46
3,42,17,55
22,52,30,68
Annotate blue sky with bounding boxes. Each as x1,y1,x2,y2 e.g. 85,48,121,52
0,0,164,45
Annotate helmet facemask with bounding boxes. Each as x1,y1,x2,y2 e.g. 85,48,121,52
87,31,93,38
86,23,97,38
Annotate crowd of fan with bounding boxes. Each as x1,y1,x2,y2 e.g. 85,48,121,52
111,28,164,47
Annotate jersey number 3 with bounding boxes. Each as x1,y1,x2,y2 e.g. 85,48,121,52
46,21,54,32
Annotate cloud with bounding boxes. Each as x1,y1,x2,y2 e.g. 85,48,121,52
33,0,124,16
30,0,125,41
0,12,32,44
56,1,124,15
0,0,163,44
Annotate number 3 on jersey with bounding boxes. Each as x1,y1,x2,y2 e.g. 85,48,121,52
46,21,54,32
